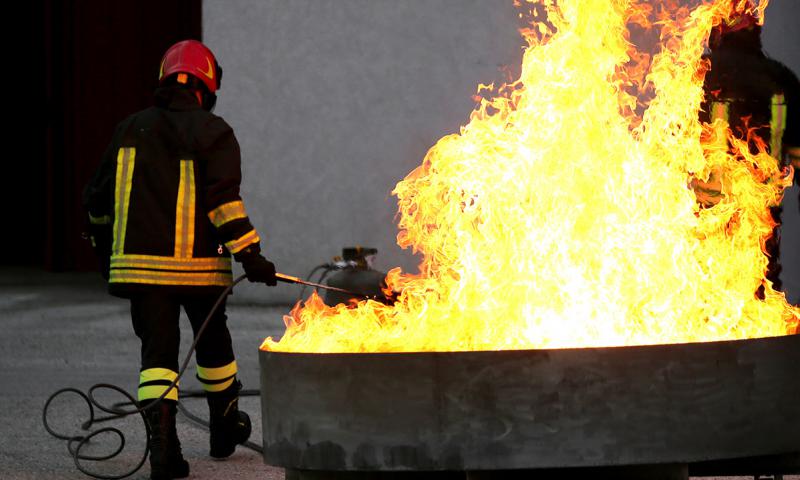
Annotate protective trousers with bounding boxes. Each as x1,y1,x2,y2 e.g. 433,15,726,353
130,291,238,402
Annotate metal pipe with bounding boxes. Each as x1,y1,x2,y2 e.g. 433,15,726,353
275,272,371,298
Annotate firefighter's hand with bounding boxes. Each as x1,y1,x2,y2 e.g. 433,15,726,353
690,169,724,208
237,251,277,286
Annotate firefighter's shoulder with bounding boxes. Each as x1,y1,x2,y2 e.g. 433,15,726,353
196,113,239,152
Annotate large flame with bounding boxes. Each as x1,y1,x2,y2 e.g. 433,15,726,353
263,0,798,353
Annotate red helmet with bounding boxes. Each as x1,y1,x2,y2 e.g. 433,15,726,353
720,3,760,34
710,0,761,48
159,40,222,93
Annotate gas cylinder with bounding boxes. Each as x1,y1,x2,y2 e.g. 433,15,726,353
324,247,386,307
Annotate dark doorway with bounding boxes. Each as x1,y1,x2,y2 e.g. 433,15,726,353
9,1,201,271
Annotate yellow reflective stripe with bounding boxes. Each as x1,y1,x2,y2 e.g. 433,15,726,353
138,385,179,401
112,253,231,265
186,161,196,257
89,213,111,225
770,94,786,157
787,147,800,159
112,148,135,255
110,269,233,286
225,229,259,254
199,377,235,393
174,160,196,258
140,367,178,384
110,255,231,271
174,162,185,256
710,101,729,123
139,368,179,401
197,361,237,381
208,200,248,228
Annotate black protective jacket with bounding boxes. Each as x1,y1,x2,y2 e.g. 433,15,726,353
701,37,800,167
83,87,260,297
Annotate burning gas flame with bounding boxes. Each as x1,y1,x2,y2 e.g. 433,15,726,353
263,0,798,353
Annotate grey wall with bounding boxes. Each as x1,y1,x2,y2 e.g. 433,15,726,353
205,0,800,305
205,1,524,304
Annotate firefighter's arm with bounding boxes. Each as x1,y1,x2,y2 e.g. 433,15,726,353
83,136,118,278
201,118,277,285
785,113,799,181
786,145,799,207
201,117,261,254
782,65,800,182
690,166,725,207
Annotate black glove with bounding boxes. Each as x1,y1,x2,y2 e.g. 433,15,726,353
235,247,277,286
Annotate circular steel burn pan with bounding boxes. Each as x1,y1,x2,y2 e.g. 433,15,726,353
259,334,799,472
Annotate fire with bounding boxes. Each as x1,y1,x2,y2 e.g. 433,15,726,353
263,0,799,353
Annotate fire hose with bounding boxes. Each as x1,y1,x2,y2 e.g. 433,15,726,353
42,272,383,479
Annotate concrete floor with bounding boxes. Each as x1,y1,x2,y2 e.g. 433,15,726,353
0,268,287,480
0,268,795,479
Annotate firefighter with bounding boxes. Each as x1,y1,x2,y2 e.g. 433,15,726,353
691,1,799,292
83,40,277,479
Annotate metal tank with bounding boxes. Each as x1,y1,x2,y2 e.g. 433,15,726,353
323,247,386,306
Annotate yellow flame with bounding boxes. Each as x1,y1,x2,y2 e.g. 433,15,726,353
263,0,798,353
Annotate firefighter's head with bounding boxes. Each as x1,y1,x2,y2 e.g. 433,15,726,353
709,0,763,51
159,40,223,111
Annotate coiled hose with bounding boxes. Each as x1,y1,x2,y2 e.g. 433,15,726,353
42,274,261,479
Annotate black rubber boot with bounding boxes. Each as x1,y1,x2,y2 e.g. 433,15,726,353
143,400,190,479
206,379,251,458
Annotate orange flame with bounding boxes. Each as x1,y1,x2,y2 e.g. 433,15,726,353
263,0,798,353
